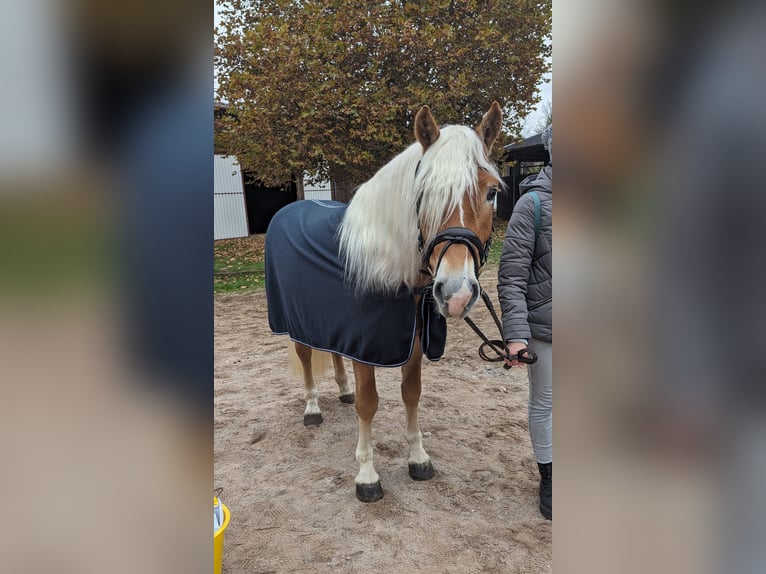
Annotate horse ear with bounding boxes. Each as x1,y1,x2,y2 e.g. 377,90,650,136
476,101,503,152
414,105,440,151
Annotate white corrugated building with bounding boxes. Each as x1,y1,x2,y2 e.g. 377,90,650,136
214,155,249,239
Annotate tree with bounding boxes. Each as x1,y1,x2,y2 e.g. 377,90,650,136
536,99,552,133
215,0,551,201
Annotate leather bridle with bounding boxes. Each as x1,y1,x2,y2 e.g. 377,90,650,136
413,160,537,367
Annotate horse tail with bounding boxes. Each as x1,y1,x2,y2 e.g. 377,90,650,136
287,342,332,378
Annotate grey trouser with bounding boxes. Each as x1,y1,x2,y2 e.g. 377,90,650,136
527,338,552,464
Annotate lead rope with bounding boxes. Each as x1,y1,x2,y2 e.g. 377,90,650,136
463,289,537,368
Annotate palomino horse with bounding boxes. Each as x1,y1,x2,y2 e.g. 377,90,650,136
265,102,503,502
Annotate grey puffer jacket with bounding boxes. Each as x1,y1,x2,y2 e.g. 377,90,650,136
497,165,552,343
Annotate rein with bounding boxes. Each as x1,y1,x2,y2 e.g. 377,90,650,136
463,290,537,368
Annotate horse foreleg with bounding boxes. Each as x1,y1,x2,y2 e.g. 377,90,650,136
332,353,355,404
401,343,434,480
295,342,322,426
352,361,383,502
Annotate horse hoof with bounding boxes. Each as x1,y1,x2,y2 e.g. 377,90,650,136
339,393,355,404
355,481,384,503
303,413,323,426
408,461,435,481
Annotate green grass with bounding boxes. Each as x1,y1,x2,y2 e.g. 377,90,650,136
486,240,503,266
214,262,265,293
214,235,266,294
214,255,263,274
486,218,508,266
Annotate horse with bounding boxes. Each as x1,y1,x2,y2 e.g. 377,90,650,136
265,102,504,502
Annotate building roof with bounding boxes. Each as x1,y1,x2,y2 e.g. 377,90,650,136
503,132,543,151
502,132,548,163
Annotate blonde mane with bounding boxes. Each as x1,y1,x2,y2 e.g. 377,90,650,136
337,125,501,294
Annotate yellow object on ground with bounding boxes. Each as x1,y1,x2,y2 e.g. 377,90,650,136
214,497,231,574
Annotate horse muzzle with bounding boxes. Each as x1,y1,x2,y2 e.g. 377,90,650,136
433,275,480,318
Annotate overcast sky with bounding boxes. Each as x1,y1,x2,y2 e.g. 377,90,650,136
521,70,551,137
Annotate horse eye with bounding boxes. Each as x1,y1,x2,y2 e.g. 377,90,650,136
486,186,498,202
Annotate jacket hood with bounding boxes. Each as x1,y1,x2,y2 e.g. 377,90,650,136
519,164,552,195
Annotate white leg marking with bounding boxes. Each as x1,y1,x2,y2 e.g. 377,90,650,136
332,355,353,397
405,406,431,465
355,418,379,485
297,345,321,417
303,378,320,416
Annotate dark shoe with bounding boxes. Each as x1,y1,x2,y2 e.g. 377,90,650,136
538,462,552,520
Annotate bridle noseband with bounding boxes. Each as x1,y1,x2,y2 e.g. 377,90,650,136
419,227,491,279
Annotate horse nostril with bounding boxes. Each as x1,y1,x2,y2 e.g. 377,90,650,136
464,281,480,312
433,281,445,303
471,282,480,302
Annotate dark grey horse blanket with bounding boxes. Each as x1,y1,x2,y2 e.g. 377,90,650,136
265,200,446,367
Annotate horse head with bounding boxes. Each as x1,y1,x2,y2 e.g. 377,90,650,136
415,102,503,318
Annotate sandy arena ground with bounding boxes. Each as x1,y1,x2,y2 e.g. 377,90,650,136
214,267,551,573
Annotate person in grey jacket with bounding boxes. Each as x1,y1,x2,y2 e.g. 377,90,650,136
497,123,552,520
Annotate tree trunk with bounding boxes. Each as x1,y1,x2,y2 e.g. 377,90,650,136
330,179,357,203
296,177,305,201
329,167,361,203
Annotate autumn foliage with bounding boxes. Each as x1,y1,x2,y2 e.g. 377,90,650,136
215,0,551,200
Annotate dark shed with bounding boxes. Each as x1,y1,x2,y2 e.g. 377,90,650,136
498,133,550,219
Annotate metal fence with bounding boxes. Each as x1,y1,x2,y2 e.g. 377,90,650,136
303,180,332,201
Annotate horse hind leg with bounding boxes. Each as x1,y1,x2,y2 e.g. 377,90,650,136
292,342,324,426
401,343,434,480
352,361,383,502
332,354,355,404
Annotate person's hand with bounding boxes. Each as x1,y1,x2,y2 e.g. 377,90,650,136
504,341,528,369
